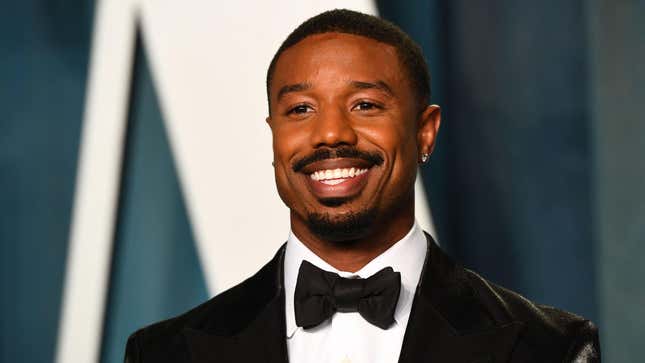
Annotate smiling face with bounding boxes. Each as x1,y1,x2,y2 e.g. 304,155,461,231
267,32,440,244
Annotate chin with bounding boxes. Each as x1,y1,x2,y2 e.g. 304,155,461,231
305,207,377,242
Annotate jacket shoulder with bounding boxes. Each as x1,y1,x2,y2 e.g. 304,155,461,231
466,270,601,362
125,246,284,363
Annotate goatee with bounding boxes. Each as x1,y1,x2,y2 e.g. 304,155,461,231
306,208,377,242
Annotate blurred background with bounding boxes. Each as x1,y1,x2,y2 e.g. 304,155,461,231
1,0,643,362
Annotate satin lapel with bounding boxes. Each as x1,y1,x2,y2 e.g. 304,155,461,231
398,297,524,363
398,234,524,363
182,245,289,363
183,294,288,363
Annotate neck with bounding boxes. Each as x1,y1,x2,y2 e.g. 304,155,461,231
290,201,415,273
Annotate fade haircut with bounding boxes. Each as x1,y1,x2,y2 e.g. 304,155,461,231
266,9,431,113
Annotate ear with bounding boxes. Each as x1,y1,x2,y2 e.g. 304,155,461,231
265,116,273,128
417,105,441,163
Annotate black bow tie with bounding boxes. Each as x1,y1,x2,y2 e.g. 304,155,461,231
294,260,401,330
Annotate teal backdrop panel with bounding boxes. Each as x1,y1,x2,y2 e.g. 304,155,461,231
590,1,645,361
377,0,597,322
0,1,93,362
99,35,209,363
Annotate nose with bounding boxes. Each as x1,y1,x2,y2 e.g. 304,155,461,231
309,106,358,148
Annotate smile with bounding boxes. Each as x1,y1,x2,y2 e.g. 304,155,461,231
303,164,373,201
309,168,369,185
297,156,377,201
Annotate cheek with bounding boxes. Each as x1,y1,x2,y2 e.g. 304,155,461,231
271,125,310,200
272,124,305,164
358,118,415,159
272,152,297,210
359,119,418,187
395,127,420,177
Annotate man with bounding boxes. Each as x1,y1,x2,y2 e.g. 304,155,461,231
125,9,600,363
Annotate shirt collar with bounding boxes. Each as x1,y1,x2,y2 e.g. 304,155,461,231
283,221,428,338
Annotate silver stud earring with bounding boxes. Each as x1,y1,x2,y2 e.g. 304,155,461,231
421,153,430,163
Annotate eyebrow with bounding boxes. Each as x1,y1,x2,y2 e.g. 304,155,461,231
277,82,312,101
350,80,394,97
275,79,394,101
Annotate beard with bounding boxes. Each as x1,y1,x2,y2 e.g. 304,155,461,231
305,206,377,242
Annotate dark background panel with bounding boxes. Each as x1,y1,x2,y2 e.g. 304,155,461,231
378,0,596,321
0,1,94,362
590,0,645,360
379,1,645,361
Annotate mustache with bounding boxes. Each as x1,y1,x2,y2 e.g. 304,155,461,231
292,146,385,173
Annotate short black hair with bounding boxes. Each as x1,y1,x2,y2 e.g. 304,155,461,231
266,9,431,112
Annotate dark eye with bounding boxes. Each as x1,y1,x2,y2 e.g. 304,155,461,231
288,104,312,115
352,101,380,111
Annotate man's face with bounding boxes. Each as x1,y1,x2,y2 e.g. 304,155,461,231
267,32,439,241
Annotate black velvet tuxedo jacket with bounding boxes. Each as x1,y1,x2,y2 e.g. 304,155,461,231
125,234,600,362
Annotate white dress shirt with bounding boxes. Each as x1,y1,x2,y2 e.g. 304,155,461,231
284,221,428,363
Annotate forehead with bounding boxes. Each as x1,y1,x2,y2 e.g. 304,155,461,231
271,32,405,94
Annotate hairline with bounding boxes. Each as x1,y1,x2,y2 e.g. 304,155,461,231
266,30,428,115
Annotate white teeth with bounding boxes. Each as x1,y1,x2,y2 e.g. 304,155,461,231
309,168,369,181
321,179,345,185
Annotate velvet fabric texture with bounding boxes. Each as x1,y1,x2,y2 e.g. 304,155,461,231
125,234,600,363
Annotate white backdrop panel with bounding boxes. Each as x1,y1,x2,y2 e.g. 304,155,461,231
139,0,377,294
138,0,435,294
